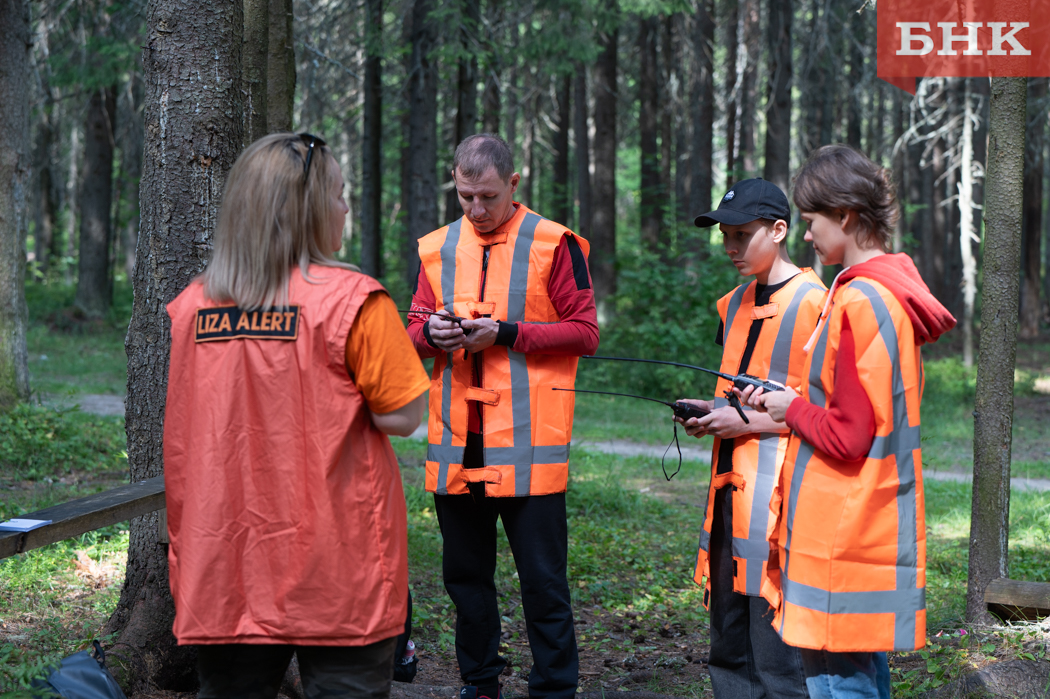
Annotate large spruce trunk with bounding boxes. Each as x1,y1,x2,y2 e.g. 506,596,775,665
360,0,383,278
402,0,437,288
75,86,117,319
591,23,617,307
0,0,31,411
966,77,1026,625
762,0,791,195
104,0,244,690
638,16,661,249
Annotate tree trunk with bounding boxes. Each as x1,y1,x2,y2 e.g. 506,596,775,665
267,0,294,132
723,0,738,187
104,0,243,690
444,0,479,225
243,0,269,144
959,80,978,368
591,22,618,306
659,15,674,202
1020,77,1046,339
966,76,1027,626
481,0,502,135
360,0,383,278
552,72,571,226
738,0,758,175
402,0,437,288
75,86,117,319
673,13,689,224
762,0,791,195
691,0,714,219
845,6,864,149
638,16,661,249
121,75,144,278
32,115,58,274
0,0,31,411
574,64,591,240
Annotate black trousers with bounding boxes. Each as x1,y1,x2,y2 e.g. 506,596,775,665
707,487,809,699
196,638,397,699
433,489,578,699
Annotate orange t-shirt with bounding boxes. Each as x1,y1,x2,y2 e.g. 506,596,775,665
346,291,431,414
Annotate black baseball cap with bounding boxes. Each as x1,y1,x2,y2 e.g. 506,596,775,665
693,178,790,228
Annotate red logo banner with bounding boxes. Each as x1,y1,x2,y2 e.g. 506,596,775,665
877,0,1050,93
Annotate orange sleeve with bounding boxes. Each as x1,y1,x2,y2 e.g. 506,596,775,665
345,291,431,414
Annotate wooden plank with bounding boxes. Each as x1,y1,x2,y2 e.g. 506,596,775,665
0,476,166,560
985,577,1050,621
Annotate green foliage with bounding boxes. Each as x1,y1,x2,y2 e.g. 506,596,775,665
580,241,738,399
0,405,126,484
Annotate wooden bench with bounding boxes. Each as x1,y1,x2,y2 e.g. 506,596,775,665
0,476,165,560
985,577,1050,622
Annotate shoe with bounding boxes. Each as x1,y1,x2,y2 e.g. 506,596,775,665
459,684,502,699
393,639,418,683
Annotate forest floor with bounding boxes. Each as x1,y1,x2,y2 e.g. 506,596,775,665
2,283,1050,698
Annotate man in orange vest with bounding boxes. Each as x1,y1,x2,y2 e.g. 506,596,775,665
407,133,599,699
679,178,825,698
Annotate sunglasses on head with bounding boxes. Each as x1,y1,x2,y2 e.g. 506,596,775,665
299,133,327,185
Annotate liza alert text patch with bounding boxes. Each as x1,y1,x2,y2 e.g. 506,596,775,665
194,306,301,342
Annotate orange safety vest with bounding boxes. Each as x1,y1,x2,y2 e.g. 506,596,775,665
164,266,408,646
763,276,927,652
692,270,826,601
419,204,586,497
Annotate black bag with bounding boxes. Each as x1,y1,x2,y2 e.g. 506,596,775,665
31,641,128,699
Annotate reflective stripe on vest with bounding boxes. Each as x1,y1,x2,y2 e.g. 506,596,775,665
422,207,582,497
694,271,826,597
779,280,925,651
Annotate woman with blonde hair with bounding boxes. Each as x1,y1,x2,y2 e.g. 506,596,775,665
163,133,430,698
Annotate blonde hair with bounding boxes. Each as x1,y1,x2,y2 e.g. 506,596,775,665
202,133,357,310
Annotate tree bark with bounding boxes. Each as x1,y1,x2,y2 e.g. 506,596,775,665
120,75,145,278
659,14,674,201
638,16,661,248
966,76,1027,626
591,21,618,306
552,72,571,226
0,0,31,411
267,0,294,132
959,80,978,368
32,113,58,275
444,0,479,225
845,6,864,149
762,0,791,195
361,0,383,278
723,0,738,187
690,0,714,219
1020,77,1046,339
738,0,758,175
402,0,437,288
481,0,502,135
243,0,269,144
574,64,591,240
104,0,243,690
75,86,117,319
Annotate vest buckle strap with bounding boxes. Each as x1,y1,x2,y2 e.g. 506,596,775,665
711,472,747,491
750,303,780,320
464,387,501,405
467,301,497,318
460,467,503,485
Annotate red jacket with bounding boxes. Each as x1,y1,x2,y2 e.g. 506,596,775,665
164,266,408,646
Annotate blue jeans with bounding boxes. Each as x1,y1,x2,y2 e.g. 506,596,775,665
798,649,890,699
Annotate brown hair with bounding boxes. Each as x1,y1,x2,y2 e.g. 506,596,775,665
202,133,356,310
792,145,899,252
453,133,515,182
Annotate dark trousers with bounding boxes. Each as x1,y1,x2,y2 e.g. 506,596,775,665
708,487,809,699
196,638,397,699
434,490,578,699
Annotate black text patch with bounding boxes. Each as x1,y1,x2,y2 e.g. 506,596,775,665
194,306,300,342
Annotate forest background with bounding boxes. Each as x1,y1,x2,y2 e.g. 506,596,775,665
1,0,1050,696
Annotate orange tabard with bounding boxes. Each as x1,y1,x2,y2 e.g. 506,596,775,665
692,270,827,600
763,277,927,652
164,266,408,646
419,205,586,497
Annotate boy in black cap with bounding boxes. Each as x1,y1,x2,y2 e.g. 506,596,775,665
677,178,826,698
